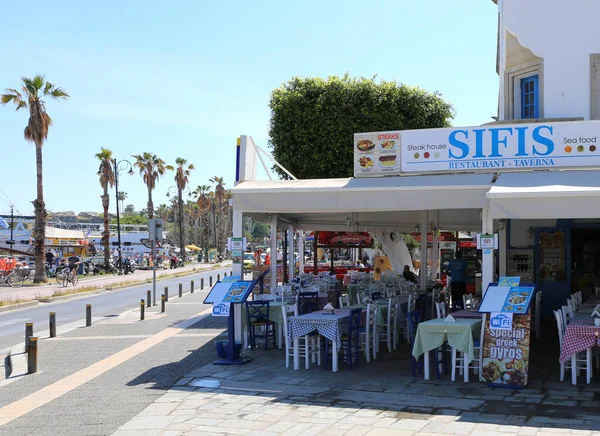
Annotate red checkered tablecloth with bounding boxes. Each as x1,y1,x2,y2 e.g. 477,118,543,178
559,314,600,363
452,310,484,320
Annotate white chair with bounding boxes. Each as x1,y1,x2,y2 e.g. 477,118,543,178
339,295,350,308
451,313,486,382
463,294,475,310
359,303,378,362
564,304,575,323
553,309,591,383
567,298,577,315
435,302,446,319
282,304,320,369
379,298,398,353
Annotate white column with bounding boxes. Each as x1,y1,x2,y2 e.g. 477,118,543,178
420,210,428,291
298,231,305,275
498,222,507,276
430,210,439,281
270,214,278,292
481,207,494,296
288,224,295,283
232,208,243,278
232,207,243,344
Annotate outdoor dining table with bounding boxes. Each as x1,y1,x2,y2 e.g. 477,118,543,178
288,310,350,372
241,301,288,349
559,314,600,384
412,318,482,382
581,295,600,307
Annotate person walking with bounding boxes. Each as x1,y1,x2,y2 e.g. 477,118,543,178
445,251,468,311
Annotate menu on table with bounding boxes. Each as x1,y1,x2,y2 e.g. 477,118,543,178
353,131,402,177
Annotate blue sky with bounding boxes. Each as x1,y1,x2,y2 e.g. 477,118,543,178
0,0,498,218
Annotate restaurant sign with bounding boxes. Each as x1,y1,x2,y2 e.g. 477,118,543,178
481,314,531,388
354,121,600,176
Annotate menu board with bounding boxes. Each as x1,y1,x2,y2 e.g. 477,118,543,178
498,276,521,287
538,230,566,282
500,287,535,314
222,282,253,303
354,131,402,177
481,314,531,388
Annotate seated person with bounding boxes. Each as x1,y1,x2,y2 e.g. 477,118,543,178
402,265,417,283
355,260,364,269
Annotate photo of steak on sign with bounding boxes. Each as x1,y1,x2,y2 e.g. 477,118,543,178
399,120,600,173
353,131,402,177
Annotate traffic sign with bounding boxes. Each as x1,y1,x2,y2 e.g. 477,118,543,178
140,238,152,249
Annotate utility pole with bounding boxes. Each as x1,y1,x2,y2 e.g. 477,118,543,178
179,188,185,262
8,206,14,255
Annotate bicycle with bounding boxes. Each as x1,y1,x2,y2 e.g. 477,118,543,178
59,266,79,287
0,268,31,288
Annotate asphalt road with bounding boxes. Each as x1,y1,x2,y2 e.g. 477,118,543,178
0,266,231,353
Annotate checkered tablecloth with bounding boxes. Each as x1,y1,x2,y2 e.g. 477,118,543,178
287,310,349,349
581,296,600,307
559,314,600,364
412,319,482,363
452,310,484,320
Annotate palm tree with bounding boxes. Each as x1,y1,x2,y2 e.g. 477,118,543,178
117,191,127,212
95,148,115,269
1,75,69,282
174,158,194,260
155,204,171,223
131,152,172,219
210,176,226,254
193,184,213,262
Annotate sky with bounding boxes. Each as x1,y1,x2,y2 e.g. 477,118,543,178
0,0,499,218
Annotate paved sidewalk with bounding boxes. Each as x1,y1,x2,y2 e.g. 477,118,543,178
0,261,231,301
113,348,600,436
0,275,230,436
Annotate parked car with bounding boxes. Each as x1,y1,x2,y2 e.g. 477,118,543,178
243,252,255,272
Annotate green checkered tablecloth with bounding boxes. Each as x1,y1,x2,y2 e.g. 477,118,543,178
412,318,482,363
241,301,288,330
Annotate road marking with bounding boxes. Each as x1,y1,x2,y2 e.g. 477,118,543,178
0,306,213,427
0,319,31,328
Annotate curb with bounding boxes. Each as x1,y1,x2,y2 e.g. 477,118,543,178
0,301,39,313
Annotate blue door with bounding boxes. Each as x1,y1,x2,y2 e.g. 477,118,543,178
535,228,571,318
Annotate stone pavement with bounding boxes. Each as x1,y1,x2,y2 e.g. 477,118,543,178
0,261,230,302
113,345,600,436
0,273,231,436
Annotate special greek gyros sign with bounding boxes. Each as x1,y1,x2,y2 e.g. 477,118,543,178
354,121,600,177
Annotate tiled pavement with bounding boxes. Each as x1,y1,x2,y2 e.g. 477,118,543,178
113,344,600,436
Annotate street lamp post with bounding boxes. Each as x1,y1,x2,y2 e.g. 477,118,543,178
113,159,134,274
167,186,190,263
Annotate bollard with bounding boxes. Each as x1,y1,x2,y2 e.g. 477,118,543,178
147,290,152,307
217,273,220,281
209,276,213,287
27,337,38,374
201,278,204,290
164,286,169,302
179,283,182,298
191,280,194,293
161,294,165,313
49,312,56,338
25,323,33,351
230,271,232,276
86,304,92,327
140,299,145,321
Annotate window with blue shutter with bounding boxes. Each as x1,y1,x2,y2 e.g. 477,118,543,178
521,75,539,119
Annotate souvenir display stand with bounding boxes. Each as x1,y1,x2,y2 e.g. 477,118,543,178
204,275,259,365
478,279,536,389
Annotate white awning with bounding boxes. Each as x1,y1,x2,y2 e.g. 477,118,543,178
232,173,496,214
488,170,600,219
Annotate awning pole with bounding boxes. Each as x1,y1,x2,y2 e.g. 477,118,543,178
313,232,319,275
420,211,428,292
270,214,278,292
288,224,295,283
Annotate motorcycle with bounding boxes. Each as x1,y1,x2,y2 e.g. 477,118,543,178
123,258,136,275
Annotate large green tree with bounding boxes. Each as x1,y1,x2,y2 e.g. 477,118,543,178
269,75,454,179
1,75,69,282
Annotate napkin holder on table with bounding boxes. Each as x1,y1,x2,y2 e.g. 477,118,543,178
592,304,600,318
444,315,456,323
322,303,335,314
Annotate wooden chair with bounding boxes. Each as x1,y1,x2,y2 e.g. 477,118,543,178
245,300,277,350
282,304,320,369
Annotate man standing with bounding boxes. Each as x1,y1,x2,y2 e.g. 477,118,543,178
45,250,55,265
446,251,468,310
